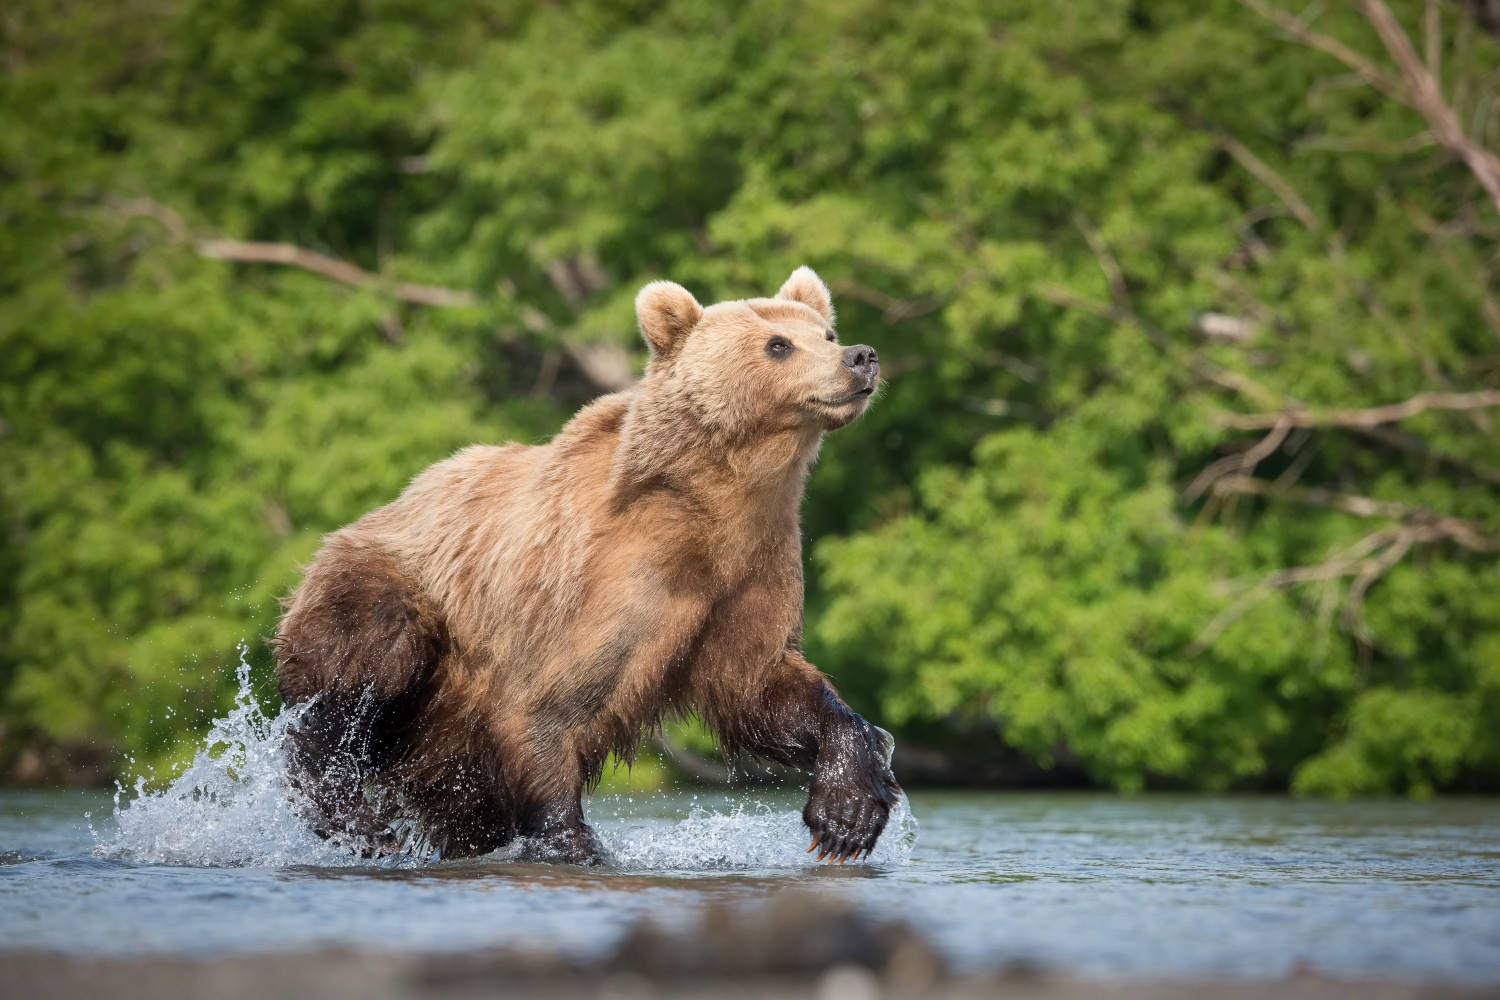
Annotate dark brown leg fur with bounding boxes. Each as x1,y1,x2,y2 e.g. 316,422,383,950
282,694,407,858
380,716,515,859
512,797,605,864
272,543,465,857
700,655,901,864
271,543,603,862
272,541,449,706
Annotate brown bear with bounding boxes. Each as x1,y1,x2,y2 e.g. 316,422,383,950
271,267,901,864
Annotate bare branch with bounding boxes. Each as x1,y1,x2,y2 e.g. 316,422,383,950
1209,474,1411,518
107,197,481,308
1186,527,1398,654
108,196,189,242
198,239,478,308
1237,0,1407,99
1214,389,1500,429
1358,0,1500,215
1423,0,1442,81
1035,284,1169,348
545,251,608,309
1484,295,1500,347
1194,361,1287,411
107,195,645,394
1242,0,1500,215
1035,284,1124,322
565,340,635,392
1184,417,1293,502
829,279,948,323
1293,130,1435,154
392,282,480,309
1033,215,1179,346
1354,423,1500,489
983,351,1042,383
1187,510,1499,655
1193,312,1261,344
1072,212,1131,310
1342,527,1416,633
1189,2,1500,659
198,239,371,288
1217,134,1322,230
1423,514,1500,552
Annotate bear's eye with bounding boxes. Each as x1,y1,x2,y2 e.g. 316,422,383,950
764,336,793,360
824,329,836,342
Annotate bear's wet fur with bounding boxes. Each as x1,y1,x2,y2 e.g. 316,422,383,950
271,267,901,863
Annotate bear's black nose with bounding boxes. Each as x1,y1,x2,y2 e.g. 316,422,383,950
841,344,879,375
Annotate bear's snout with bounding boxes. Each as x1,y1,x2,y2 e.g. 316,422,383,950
840,344,879,401
841,344,879,378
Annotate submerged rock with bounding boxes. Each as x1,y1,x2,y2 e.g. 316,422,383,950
609,893,942,984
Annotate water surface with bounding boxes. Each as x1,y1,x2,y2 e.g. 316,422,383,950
2,787,1497,983
2,669,1497,982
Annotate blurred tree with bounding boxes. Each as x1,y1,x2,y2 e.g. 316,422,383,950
1,0,1496,794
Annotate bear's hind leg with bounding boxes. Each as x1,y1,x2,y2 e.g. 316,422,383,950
284,695,404,857
507,753,606,864
386,723,515,860
513,795,605,865
271,541,448,855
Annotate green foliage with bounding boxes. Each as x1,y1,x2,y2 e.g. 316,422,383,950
2,0,1497,793
817,423,1326,792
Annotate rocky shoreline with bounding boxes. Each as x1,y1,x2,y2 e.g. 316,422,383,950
3,895,1493,1000
2,950,1493,1000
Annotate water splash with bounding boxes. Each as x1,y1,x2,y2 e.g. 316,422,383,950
99,644,354,868
597,796,918,872
98,643,919,871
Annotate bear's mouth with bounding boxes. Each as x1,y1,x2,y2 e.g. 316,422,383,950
812,386,874,407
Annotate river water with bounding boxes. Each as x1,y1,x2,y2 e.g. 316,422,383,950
0,674,1497,983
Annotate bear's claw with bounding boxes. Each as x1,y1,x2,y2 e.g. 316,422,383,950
802,778,897,864
800,710,900,864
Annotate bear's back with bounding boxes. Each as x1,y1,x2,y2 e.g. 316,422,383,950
348,393,634,643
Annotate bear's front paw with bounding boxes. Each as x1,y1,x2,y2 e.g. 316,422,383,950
802,771,899,864
802,716,901,863
804,728,894,869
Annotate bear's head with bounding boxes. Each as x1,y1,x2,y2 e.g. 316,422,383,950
633,267,879,438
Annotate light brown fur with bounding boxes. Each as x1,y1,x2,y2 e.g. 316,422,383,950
273,267,900,863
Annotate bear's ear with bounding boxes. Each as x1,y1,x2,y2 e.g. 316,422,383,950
775,266,835,326
635,280,703,357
